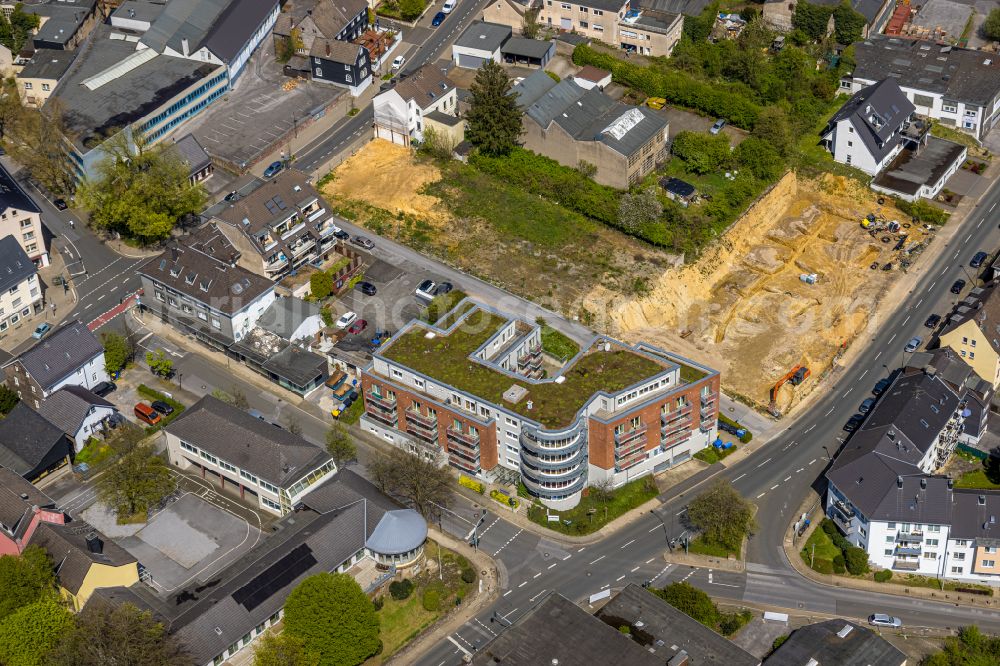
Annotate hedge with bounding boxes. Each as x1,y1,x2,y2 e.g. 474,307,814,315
490,489,519,509
459,475,485,494
389,579,414,600
873,569,893,583
572,44,762,129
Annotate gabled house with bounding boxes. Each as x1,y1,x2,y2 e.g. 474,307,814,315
208,170,343,280
168,134,214,186
0,234,43,334
0,466,58,556
35,385,120,452
373,65,458,146
821,78,915,176
534,0,684,57
0,403,74,481
309,38,372,96
938,281,1000,389
273,0,369,57
5,320,108,405
18,0,101,51
15,49,76,109
0,164,48,267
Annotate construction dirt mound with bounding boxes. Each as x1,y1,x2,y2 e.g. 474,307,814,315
593,172,934,412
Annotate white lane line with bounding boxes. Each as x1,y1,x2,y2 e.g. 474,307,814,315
578,547,586,552
825,407,834,416
447,637,471,656
928,281,937,292
562,554,572,561
966,233,973,243
756,457,772,468
646,558,656,564
675,510,686,516
978,218,983,228
518,581,527,588
888,333,897,344
902,315,910,326
733,473,746,482
757,492,766,499
533,572,542,579
916,298,922,307
784,476,791,482
590,555,605,565
770,484,780,490
621,539,636,549
616,575,626,582
875,351,882,359
806,423,817,431
631,566,640,573
797,468,804,473
529,589,547,602
809,459,817,465
548,563,557,570
503,590,512,597
860,369,868,379
953,250,959,259
648,525,661,533
940,266,949,276
992,202,997,212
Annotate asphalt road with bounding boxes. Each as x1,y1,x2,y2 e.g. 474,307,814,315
293,0,491,173
416,181,1000,665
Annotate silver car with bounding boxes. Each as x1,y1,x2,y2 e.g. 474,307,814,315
868,614,902,628
904,336,922,353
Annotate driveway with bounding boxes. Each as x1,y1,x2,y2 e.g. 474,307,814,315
663,107,747,147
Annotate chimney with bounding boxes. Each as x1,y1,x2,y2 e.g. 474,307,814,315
19,493,28,500
668,651,690,666
926,364,936,377
85,533,103,554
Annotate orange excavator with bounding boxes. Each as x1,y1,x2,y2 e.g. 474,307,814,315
769,365,810,417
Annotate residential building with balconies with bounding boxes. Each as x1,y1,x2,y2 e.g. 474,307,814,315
360,298,719,510
0,236,42,334
209,169,344,280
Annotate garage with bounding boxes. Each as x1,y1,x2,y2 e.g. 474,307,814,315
457,53,486,69
452,21,512,69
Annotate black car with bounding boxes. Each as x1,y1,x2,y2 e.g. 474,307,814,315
224,190,239,202
872,377,892,396
53,198,68,211
434,281,454,296
356,281,377,296
951,279,966,294
924,314,941,328
971,251,989,268
151,400,174,416
844,414,864,432
333,229,350,240
91,381,117,397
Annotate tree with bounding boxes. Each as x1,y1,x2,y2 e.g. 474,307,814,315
618,188,663,232
791,0,834,40
984,9,1000,41
4,5,40,53
0,598,73,666
670,131,732,175
76,132,207,244
733,137,785,180
522,6,541,39
253,633,318,666
325,423,356,468
589,477,616,520
310,271,333,300
101,332,130,374
398,0,424,21
417,126,456,159
832,3,866,45
0,384,18,416
213,386,251,410
654,582,718,627
5,100,76,196
367,448,451,519
283,573,380,666
844,546,869,575
47,602,189,666
686,479,756,552
0,546,56,622
752,106,792,156
97,443,175,520
465,60,522,157
925,626,1000,665
145,349,174,378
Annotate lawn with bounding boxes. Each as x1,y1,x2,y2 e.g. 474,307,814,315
540,324,580,362
800,525,841,574
340,399,364,425
792,97,870,180
687,536,738,558
376,591,438,659
526,476,659,535
383,307,668,428
885,572,993,596
74,438,114,467
422,291,469,325
953,467,1000,490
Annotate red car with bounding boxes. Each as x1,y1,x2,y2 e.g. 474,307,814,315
348,319,368,334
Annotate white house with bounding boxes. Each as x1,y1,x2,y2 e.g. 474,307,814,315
374,65,458,146
5,320,109,407
0,164,48,268
36,386,120,451
452,21,511,69
0,236,42,334
821,78,914,176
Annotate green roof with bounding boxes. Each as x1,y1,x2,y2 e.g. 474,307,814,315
380,308,676,429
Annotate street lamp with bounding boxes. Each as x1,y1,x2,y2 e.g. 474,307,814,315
178,373,183,390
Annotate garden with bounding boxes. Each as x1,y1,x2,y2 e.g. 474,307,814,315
650,581,753,636
526,476,660,535
801,519,869,575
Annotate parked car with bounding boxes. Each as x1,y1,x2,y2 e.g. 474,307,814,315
434,281,454,296
950,279,966,294
415,279,437,300
971,251,988,268
391,55,405,70
134,402,162,426
924,314,941,328
224,191,239,202
151,400,174,416
442,0,456,13
31,323,51,339
92,381,117,397
844,414,864,432
348,319,368,334
859,397,876,414
868,614,902,628
336,311,358,329
872,378,892,396
356,281,377,296
432,11,446,25
263,161,283,178
53,198,68,211
333,229,350,240
904,336,922,353
709,118,727,135
352,235,374,250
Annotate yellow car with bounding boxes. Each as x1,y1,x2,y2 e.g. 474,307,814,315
646,97,666,110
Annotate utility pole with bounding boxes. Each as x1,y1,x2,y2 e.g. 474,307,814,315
811,544,816,569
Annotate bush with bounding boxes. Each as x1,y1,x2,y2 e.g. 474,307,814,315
844,547,870,575
422,588,441,612
895,197,950,225
310,271,333,300
389,579,414,600
832,554,846,574
873,569,893,583
772,634,789,651
461,567,477,584
671,131,732,174
459,475,485,494
373,596,384,610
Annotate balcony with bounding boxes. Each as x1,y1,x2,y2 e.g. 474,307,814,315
266,254,288,270
701,391,717,409
894,545,922,557
518,346,542,371
365,408,397,428
615,425,648,446
520,445,586,471
615,435,647,459
520,461,584,484
447,426,480,447
661,405,693,427
447,437,480,463
290,238,317,258
279,221,306,241
405,409,437,429
616,448,646,471
366,391,397,412
448,452,480,474
892,559,921,571
307,207,327,223
831,500,855,521
661,428,692,449
896,531,923,543
519,470,586,499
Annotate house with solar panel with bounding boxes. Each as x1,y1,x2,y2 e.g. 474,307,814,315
91,469,427,666
512,68,669,188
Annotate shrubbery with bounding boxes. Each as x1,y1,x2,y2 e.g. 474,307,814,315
873,569,893,583
422,587,441,612
461,568,477,584
389,579,414,600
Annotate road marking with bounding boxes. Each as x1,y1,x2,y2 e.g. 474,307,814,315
978,218,983,228
756,457,772,468
806,423,817,431
621,539,636,549
479,516,501,538
590,555,605,565
860,369,868,379
842,388,852,397
757,492,766,499
631,566,640,573
875,351,882,359
616,575,626,582
649,525,661,533
770,484,779,490
578,547,586,552
928,281,936,292
825,407,834,416
84,303,93,309
548,563,557,569
447,637,471,656
953,251,959,259
940,267,948,276
809,459,817,465
533,572,542,579
711,581,741,588
797,468,804,473
518,581,527,588
902,315,910,326
562,554,572,561
529,589,547,602
888,333,896,343
733,473,746,482
966,233,973,243
503,590,511,597
992,202,997,212
916,298,922,307
646,558,655,564
492,528,523,557
784,476,791,482
675,510,686,516
474,618,497,637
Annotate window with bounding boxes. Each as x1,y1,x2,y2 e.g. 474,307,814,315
199,451,218,464
168,297,177,306
923,552,936,559
579,20,588,27
965,109,978,117
180,441,198,454
346,74,352,83
884,549,893,556
260,480,280,494
887,522,896,529
942,103,958,113
23,82,31,90
629,416,641,429
198,311,207,321
560,2,571,7
984,559,996,567
963,337,968,344
954,552,966,560
262,497,281,511
240,470,258,484
962,350,967,358
926,539,938,547
593,24,603,31
986,546,997,554
344,63,351,71
970,352,975,359
848,126,854,133
594,8,603,14
25,243,36,253
19,219,31,229
846,155,852,164
847,141,853,147
211,317,221,329
315,67,322,77
219,460,237,473
885,536,895,543
928,524,940,532
955,540,968,547
581,5,587,11
41,83,49,92
952,566,963,574
913,94,934,107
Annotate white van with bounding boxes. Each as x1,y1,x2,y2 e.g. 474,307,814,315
442,0,456,13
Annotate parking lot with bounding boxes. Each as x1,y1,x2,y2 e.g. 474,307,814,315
663,106,747,146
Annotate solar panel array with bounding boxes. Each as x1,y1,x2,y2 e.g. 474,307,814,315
231,544,317,611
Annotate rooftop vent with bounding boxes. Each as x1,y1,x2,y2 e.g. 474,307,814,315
19,493,28,500
214,627,223,636
84,533,102,554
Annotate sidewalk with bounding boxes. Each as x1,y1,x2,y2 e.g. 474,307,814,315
0,249,77,351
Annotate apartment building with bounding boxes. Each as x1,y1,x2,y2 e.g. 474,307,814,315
137,238,277,349
5,320,108,404
513,68,669,188
373,65,458,146
938,280,1000,388
360,299,719,510
209,170,343,280
16,49,75,109
846,37,1000,142
0,237,42,334
0,165,47,267
165,395,338,516
537,0,683,57
821,78,915,175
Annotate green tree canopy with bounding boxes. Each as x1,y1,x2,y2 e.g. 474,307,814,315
0,5,41,54
253,633,319,666
686,479,756,551
752,106,793,156
5,100,77,196
653,582,719,627
0,598,73,666
832,2,867,45
734,137,785,180
102,332,130,374
670,131,732,175
47,602,189,666
984,9,1000,42
0,546,56,621
792,1,834,40
465,60,523,157
77,133,207,245
398,0,424,21
325,423,356,468
283,573,380,666
145,349,174,378
617,188,663,233
925,626,1000,665
368,448,452,518
0,384,18,415
97,443,175,519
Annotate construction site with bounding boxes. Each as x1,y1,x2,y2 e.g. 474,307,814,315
323,142,936,416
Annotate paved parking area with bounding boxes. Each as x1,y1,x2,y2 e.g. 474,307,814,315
663,106,747,146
